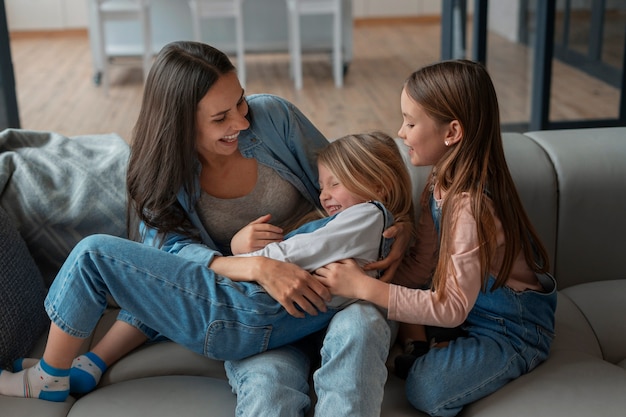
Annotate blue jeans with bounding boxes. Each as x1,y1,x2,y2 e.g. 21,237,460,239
225,302,394,417
405,275,557,417
45,234,339,361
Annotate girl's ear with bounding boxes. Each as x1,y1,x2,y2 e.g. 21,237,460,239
444,120,463,146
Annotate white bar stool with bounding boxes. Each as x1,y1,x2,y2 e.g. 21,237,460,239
286,0,343,90
93,0,152,94
188,0,246,88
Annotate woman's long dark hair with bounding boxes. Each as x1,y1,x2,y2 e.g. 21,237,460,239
126,41,236,242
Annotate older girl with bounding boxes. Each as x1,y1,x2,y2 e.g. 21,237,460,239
314,60,557,417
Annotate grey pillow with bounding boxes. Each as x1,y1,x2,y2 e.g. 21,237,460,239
0,206,48,369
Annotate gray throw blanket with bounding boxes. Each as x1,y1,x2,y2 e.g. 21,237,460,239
0,129,129,286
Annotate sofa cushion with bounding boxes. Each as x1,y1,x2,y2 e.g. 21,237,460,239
0,205,48,369
0,129,130,286
0,395,74,417
461,349,626,417
67,376,236,417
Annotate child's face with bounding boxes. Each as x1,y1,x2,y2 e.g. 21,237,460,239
318,163,366,216
398,87,449,167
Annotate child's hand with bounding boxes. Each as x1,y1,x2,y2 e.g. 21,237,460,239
315,259,390,308
230,214,284,254
314,259,370,299
365,220,413,282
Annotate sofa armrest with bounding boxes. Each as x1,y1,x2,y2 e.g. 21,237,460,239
524,127,626,289
560,279,626,365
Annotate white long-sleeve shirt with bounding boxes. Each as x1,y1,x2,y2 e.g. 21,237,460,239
238,201,392,308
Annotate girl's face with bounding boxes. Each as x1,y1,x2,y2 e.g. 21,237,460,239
318,163,366,216
195,72,250,160
398,87,450,167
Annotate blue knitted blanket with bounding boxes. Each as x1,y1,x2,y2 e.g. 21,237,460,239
0,129,129,286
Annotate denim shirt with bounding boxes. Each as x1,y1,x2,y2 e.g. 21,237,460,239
140,94,329,267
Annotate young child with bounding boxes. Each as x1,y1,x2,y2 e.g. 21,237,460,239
313,60,557,417
0,132,413,401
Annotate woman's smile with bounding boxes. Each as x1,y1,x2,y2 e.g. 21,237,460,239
221,133,239,143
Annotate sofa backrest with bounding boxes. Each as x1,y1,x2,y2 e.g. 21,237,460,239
398,127,626,291
525,127,626,289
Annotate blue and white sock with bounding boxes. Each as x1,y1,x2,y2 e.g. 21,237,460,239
14,352,107,395
69,352,107,394
0,358,70,402
12,357,38,371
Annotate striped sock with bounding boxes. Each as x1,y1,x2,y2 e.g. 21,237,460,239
0,358,69,402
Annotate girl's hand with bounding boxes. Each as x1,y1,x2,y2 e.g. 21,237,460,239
314,259,371,299
365,221,412,282
230,214,284,255
314,260,389,309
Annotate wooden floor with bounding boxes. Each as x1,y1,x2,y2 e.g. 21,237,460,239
8,19,621,142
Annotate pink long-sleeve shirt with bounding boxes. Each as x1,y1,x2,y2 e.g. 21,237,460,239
389,188,543,327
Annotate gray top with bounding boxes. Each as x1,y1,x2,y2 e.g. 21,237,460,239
197,163,313,254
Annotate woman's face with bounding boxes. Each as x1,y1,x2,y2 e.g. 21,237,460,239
398,87,449,167
195,72,250,159
318,162,366,216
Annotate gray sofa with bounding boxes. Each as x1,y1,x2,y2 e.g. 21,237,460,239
1,127,626,417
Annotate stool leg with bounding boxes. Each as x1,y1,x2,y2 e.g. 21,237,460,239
292,2,303,90
332,0,343,87
234,0,246,88
189,0,201,41
287,0,295,80
140,0,152,83
95,1,110,95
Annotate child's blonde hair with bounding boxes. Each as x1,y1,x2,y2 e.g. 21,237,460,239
320,132,413,225
292,132,414,230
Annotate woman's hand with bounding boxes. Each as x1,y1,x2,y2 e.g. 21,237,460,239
314,259,390,309
255,257,332,318
365,221,413,282
209,255,331,318
230,214,284,255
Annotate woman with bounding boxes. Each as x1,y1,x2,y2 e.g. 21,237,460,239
0,41,408,416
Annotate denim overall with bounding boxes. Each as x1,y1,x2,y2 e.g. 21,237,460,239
405,194,557,417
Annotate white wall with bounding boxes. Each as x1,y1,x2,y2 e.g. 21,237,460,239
5,0,88,31
488,0,520,42
352,0,440,18
6,0,445,31
7,0,626,32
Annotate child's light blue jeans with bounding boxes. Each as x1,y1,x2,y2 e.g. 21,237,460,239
225,302,394,417
45,234,340,361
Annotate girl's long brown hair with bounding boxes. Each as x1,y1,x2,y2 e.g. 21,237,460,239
404,60,549,295
126,41,236,242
